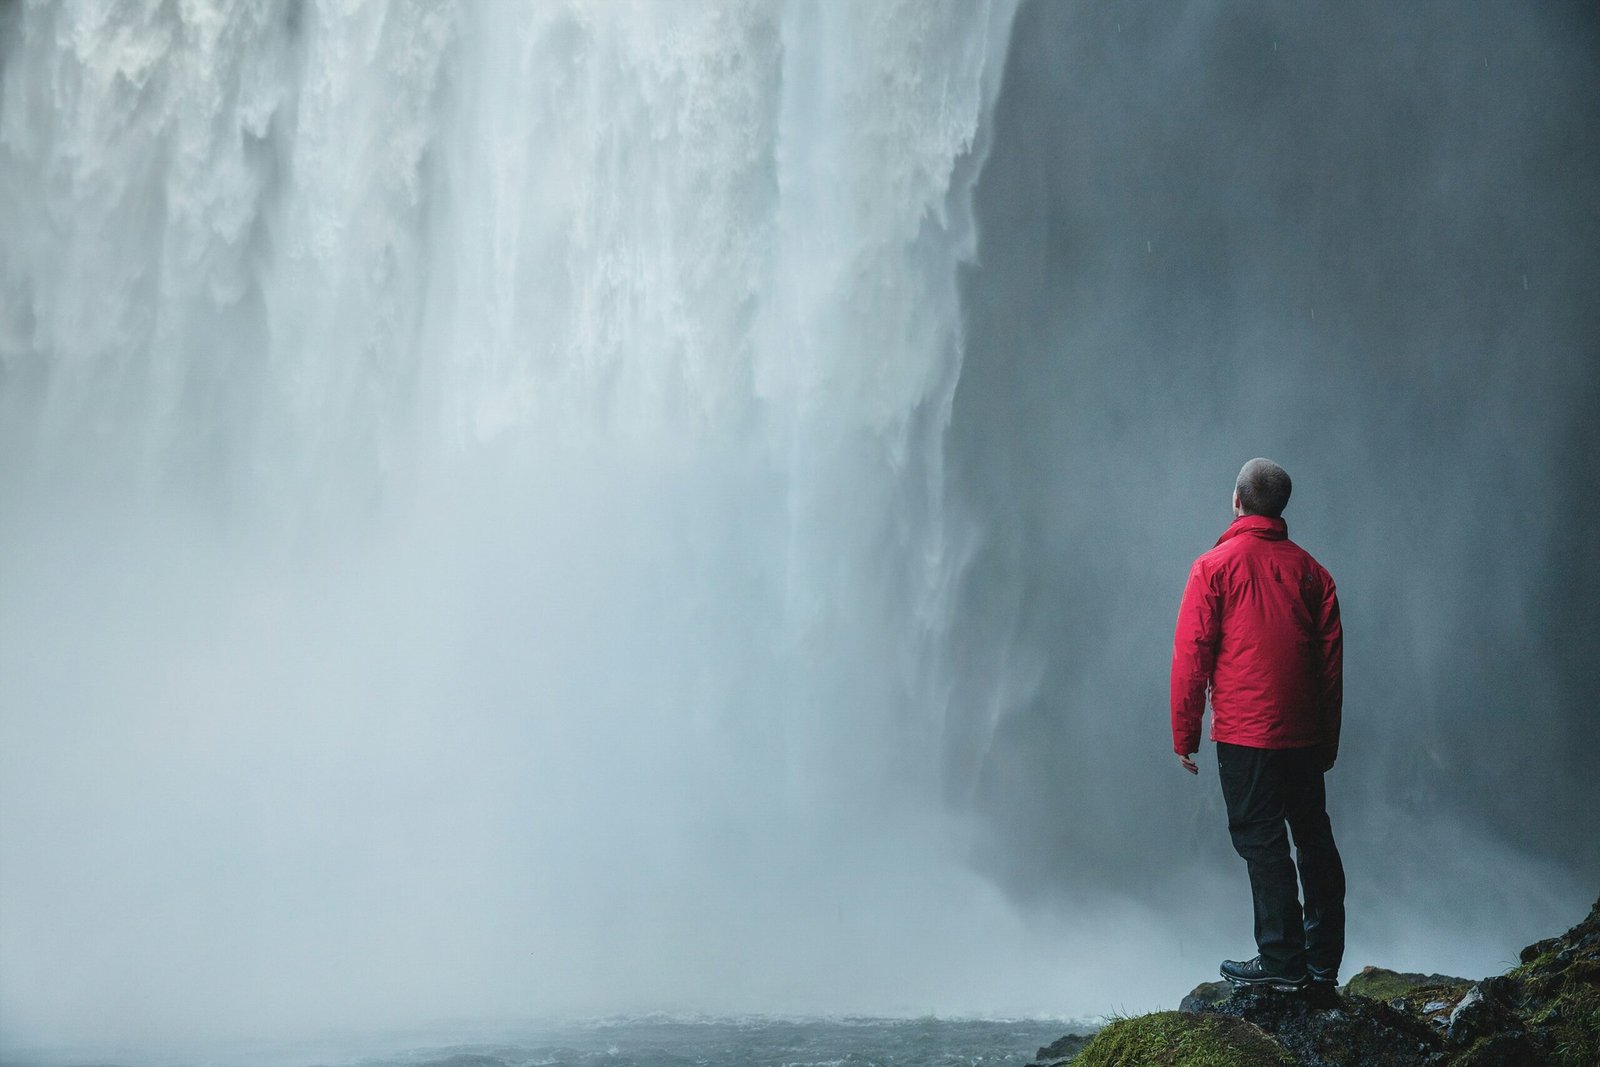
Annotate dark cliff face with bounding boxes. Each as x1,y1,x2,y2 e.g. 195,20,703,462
947,0,1600,900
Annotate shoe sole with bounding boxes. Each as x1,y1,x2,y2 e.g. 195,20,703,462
1221,968,1307,993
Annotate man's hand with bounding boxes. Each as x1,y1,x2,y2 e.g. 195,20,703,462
1177,752,1198,775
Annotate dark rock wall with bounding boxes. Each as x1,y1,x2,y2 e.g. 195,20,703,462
948,0,1600,902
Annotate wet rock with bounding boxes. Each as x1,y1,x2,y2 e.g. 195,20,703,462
1195,985,1443,1067
1519,936,1561,965
1443,981,1520,1045
1178,979,1232,1014
1023,894,1600,1066
1025,1030,1091,1066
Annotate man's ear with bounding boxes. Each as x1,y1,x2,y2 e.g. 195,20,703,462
1232,490,1242,515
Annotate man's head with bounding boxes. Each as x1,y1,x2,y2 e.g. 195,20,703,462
1233,458,1292,518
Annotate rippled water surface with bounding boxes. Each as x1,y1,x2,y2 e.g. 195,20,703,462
7,1017,1091,1067
359,1018,1084,1067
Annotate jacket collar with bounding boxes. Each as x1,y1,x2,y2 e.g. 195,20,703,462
1216,513,1288,546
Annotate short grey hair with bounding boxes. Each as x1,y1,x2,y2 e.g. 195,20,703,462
1235,458,1293,518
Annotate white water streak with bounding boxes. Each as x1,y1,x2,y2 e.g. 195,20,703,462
0,0,1031,1047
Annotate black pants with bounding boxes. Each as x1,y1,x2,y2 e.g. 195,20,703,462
1217,741,1346,977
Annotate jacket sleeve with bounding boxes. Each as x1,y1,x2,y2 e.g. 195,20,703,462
1315,572,1344,758
1170,559,1221,755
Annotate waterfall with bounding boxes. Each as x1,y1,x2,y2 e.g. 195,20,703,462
0,0,1100,1046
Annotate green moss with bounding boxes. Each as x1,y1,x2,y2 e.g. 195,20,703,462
1508,949,1558,981
1070,1011,1296,1067
1341,967,1467,1005
1504,936,1600,1066
1342,969,1420,1001
1547,987,1600,1067
1448,1033,1527,1066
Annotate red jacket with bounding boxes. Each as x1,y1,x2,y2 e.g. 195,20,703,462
1170,514,1342,755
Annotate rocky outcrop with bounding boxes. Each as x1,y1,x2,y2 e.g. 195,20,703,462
1026,1031,1094,1066
1043,895,1600,1065
1058,1012,1293,1067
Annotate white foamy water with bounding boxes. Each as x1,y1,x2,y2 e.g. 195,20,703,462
1,0,1199,1053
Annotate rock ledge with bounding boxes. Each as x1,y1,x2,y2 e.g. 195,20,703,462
1029,895,1600,1066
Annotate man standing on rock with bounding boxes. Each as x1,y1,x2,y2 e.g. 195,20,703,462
1171,458,1347,992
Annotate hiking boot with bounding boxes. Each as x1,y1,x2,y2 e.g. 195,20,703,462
1220,955,1307,992
1307,964,1338,988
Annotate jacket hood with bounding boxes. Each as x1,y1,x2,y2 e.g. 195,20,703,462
1216,513,1288,546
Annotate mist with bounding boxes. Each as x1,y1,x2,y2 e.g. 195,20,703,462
2,0,1597,1060
0,0,1088,1052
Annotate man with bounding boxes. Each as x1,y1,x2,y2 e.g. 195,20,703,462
1171,458,1346,992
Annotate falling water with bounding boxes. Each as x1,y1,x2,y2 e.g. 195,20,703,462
0,0,1191,1053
